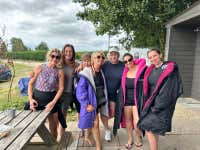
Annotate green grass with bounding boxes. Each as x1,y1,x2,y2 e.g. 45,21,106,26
66,109,78,122
0,62,33,111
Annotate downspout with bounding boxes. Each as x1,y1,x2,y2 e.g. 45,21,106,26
164,25,171,61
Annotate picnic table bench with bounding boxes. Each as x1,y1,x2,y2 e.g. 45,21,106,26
0,110,56,150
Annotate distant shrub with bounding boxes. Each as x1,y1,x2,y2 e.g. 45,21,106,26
7,51,47,61
76,51,92,60
6,50,107,61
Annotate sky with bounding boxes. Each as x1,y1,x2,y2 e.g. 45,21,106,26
0,0,121,51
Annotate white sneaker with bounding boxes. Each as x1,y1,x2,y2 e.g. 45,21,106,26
105,129,111,141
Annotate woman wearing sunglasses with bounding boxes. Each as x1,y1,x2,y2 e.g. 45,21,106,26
28,49,65,139
137,48,183,150
76,51,109,150
115,53,146,149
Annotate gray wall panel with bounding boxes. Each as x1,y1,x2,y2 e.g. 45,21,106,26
191,32,200,99
168,27,196,97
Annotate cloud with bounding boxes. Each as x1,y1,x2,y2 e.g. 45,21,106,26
0,0,114,51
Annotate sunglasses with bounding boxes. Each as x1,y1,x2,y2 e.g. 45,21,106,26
51,54,60,60
96,55,105,59
123,57,133,64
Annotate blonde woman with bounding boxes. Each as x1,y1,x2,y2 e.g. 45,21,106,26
28,49,65,139
76,51,109,150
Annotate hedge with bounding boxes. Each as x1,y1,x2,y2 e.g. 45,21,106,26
7,51,47,61
7,50,108,61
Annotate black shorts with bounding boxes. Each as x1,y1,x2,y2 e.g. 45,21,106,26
108,92,117,102
24,89,58,113
124,99,135,106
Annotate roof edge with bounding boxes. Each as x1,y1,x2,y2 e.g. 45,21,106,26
165,0,200,27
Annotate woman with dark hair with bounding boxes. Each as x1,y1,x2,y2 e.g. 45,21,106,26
114,53,146,149
28,49,65,139
137,48,183,150
58,44,80,140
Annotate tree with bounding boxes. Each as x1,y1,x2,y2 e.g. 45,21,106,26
11,37,27,51
35,42,49,51
0,38,7,57
0,25,7,57
73,0,197,51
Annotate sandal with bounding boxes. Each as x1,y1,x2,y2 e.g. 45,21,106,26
135,142,143,147
135,136,143,147
125,143,133,149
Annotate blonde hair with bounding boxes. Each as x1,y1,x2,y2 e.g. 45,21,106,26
91,51,105,65
46,48,61,62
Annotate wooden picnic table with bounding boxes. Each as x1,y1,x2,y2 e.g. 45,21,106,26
0,110,56,150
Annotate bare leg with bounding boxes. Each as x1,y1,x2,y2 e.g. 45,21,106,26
100,114,109,130
146,131,159,150
48,112,59,139
124,106,133,145
100,114,111,141
132,106,142,146
77,112,84,137
92,114,101,150
109,101,115,118
85,128,94,145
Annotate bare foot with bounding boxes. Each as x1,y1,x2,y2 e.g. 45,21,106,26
85,138,94,146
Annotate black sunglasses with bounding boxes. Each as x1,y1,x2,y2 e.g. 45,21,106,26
123,57,133,64
51,54,60,60
96,55,105,59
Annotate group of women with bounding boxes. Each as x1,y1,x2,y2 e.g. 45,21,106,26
27,44,183,150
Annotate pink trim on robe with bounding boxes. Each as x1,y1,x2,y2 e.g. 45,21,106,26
120,58,146,128
143,62,175,110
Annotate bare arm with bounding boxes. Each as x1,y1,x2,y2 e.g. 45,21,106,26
75,63,83,72
28,65,42,111
45,69,64,112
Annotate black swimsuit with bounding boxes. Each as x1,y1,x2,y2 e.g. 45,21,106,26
124,77,135,106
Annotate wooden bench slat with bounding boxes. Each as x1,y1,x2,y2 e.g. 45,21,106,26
8,110,32,127
6,111,51,150
0,111,3,116
0,111,22,125
0,111,6,121
0,111,42,150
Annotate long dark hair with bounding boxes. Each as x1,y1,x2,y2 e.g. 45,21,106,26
123,53,133,60
61,44,76,66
